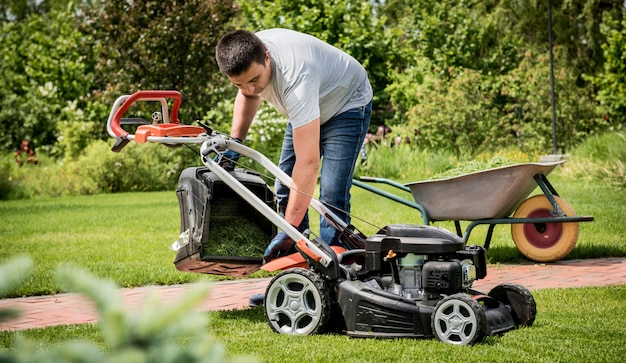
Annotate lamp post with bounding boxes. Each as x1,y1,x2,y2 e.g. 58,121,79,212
548,0,558,155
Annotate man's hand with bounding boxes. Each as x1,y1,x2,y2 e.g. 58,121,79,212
263,231,295,263
214,137,242,170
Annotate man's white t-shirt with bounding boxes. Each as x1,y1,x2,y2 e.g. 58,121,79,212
257,28,373,128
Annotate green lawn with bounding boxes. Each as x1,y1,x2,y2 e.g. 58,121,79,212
0,168,625,298
0,166,625,362
0,192,203,297
1,286,625,362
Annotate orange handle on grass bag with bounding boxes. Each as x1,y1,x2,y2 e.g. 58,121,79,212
110,90,182,138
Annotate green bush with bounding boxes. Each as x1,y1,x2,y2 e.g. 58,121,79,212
0,9,97,153
67,140,196,194
0,256,256,363
388,47,605,157
590,14,626,124
405,67,504,158
499,48,604,154
562,131,626,187
0,139,201,199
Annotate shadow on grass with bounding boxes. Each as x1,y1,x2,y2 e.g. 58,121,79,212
483,245,524,263
212,306,266,322
484,242,626,265
567,243,626,259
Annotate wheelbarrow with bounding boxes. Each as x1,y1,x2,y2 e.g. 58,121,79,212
353,162,594,262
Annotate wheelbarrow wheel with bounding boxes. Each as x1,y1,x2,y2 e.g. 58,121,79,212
264,268,332,336
511,195,579,262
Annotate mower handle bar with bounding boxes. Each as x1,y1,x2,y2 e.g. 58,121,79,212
105,90,343,267
107,90,182,139
203,138,348,268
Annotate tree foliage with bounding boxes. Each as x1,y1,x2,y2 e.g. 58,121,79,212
491,0,624,77
0,0,624,188
0,256,256,362
239,0,402,125
78,0,240,122
591,13,626,123
0,0,74,22
0,8,97,152
384,0,621,154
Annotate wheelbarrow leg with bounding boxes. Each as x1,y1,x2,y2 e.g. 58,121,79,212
534,174,564,215
484,224,497,250
462,220,499,250
454,221,462,237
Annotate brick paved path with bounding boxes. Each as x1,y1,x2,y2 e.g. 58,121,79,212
1,257,625,332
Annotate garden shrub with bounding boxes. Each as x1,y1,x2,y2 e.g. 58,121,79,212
0,9,97,154
563,131,626,187
0,256,257,363
67,140,197,194
589,14,626,124
499,48,604,155
404,67,504,158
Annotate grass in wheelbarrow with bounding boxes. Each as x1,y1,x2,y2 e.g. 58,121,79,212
203,218,269,257
431,156,515,179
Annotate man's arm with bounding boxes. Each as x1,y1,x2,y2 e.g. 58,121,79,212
230,90,261,140
283,119,320,228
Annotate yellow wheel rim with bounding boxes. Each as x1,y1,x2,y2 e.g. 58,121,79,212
511,195,579,262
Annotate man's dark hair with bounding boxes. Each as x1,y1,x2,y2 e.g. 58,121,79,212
216,30,267,76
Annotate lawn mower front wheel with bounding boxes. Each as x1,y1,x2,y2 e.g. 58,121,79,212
488,283,536,327
264,267,332,336
432,293,487,345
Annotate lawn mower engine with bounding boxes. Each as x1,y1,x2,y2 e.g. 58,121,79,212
331,224,534,344
360,224,487,300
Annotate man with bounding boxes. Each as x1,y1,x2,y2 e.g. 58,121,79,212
215,28,372,263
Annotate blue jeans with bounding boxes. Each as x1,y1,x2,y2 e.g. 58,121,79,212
275,100,372,245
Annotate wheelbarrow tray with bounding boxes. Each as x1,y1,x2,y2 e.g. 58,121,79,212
405,161,565,221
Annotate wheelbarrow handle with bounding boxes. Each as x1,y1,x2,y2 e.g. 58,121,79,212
356,176,411,193
352,178,430,224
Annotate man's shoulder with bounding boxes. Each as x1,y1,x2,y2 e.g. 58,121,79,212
257,28,316,43
257,28,296,37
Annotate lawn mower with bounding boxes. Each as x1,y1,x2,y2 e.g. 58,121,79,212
107,90,536,345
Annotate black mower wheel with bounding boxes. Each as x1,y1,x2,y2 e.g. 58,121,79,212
488,283,537,327
264,268,332,336
432,293,487,345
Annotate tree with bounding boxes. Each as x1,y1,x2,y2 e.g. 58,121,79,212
384,0,610,155
0,0,74,22
591,13,626,124
239,0,403,126
491,0,624,78
0,8,97,152
78,0,240,122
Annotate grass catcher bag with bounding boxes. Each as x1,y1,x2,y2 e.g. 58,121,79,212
173,167,276,276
